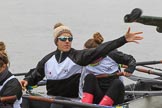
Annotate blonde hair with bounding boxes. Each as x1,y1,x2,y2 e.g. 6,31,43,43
53,22,64,29
0,41,9,67
0,41,6,52
84,32,104,48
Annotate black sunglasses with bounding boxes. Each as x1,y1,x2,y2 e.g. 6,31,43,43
58,36,73,42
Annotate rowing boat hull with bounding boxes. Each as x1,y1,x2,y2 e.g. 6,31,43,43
22,98,116,108
22,95,128,108
21,76,162,108
22,95,162,108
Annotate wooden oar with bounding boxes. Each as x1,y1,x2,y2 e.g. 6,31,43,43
13,72,27,76
22,95,120,108
136,68,162,77
96,72,124,78
136,60,162,66
122,65,162,77
142,65,162,71
0,95,17,102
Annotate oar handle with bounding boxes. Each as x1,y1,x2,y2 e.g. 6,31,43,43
136,67,162,76
96,72,124,78
23,95,53,103
0,95,17,102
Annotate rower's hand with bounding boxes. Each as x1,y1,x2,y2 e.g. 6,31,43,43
123,72,132,77
20,80,28,91
125,27,143,43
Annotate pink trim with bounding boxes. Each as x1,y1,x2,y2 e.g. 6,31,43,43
81,92,94,104
99,95,114,106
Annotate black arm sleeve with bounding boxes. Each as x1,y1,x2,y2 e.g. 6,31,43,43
24,61,45,86
71,36,127,66
24,52,55,86
108,50,136,73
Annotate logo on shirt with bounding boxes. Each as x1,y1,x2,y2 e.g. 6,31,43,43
62,69,68,73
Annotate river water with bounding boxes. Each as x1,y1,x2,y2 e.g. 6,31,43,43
0,0,162,86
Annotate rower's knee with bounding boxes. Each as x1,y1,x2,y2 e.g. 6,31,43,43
84,74,97,82
113,79,124,89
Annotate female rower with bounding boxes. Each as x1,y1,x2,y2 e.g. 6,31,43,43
80,32,136,106
0,42,22,108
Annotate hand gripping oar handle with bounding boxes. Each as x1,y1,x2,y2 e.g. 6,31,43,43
0,95,17,102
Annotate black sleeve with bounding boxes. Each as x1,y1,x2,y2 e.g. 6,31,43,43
24,52,55,86
70,36,127,66
0,78,22,100
24,60,45,86
108,50,136,73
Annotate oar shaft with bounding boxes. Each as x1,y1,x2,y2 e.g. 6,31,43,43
142,65,162,71
122,65,162,77
24,95,53,103
136,60,162,66
96,72,124,78
13,72,26,76
135,68,150,73
136,67,162,76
